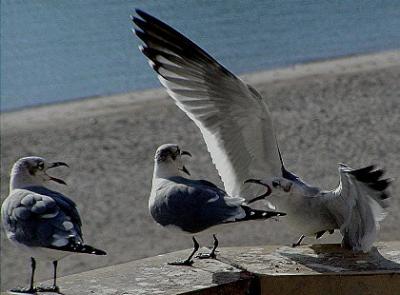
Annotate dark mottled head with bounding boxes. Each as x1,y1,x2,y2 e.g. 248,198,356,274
154,144,192,177
10,156,69,190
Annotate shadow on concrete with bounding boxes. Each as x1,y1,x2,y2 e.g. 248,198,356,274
211,271,259,295
280,243,400,273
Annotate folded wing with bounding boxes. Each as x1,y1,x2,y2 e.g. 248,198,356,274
2,188,83,250
151,177,246,233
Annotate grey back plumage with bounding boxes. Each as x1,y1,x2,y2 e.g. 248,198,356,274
150,176,245,233
2,186,83,248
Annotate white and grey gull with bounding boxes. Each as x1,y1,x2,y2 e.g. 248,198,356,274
150,144,285,265
1,157,106,294
133,10,391,252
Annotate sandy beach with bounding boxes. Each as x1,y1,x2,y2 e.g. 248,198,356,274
1,50,399,290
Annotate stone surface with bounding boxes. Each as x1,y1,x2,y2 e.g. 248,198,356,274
217,242,400,295
2,242,399,295
2,247,253,295
217,242,400,275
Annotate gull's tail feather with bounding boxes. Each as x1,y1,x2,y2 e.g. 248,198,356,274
348,165,391,204
48,241,107,255
335,164,391,252
238,205,286,222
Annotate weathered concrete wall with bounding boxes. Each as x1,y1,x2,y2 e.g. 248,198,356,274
218,242,400,295
2,242,399,295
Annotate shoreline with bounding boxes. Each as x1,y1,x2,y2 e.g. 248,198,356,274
2,50,399,129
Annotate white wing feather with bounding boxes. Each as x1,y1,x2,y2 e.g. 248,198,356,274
134,10,282,198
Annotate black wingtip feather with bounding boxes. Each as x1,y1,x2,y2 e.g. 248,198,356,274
132,9,228,71
134,29,147,43
141,56,163,76
138,48,171,78
135,9,177,34
348,165,375,178
369,179,391,191
135,9,153,21
349,166,383,182
134,9,146,19
348,165,392,198
140,46,156,60
92,248,107,256
132,16,147,29
240,206,286,221
48,241,107,256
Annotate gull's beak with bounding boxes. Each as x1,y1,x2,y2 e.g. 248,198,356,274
49,162,69,168
49,176,67,185
180,150,191,175
244,179,272,204
181,165,191,176
46,162,69,185
180,150,192,157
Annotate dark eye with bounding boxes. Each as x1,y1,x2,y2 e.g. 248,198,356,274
37,162,44,170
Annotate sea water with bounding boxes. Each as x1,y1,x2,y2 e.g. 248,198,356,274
1,0,400,111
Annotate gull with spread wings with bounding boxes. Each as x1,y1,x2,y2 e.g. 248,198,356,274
132,9,391,252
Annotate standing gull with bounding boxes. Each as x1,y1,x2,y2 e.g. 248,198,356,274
1,157,106,294
150,144,285,265
132,10,391,252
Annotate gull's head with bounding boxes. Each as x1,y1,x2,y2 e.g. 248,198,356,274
10,156,69,190
154,144,192,178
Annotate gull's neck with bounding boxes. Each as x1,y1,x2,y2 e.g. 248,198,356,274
10,166,42,191
153,162,183,180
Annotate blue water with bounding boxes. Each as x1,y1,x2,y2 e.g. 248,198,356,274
1,0,400,112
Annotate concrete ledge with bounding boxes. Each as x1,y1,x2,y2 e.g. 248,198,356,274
3,242,399,295
218,242,400,295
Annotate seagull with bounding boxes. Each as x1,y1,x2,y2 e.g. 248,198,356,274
133,10,391,252
1,157,107,294
150,144,285,265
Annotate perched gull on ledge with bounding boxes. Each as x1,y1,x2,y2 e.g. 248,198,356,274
150,144,285,265
133,9,391,252
1,157,106,294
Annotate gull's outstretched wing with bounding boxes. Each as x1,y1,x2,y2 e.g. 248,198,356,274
133,10,282,198
327,164,390,252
